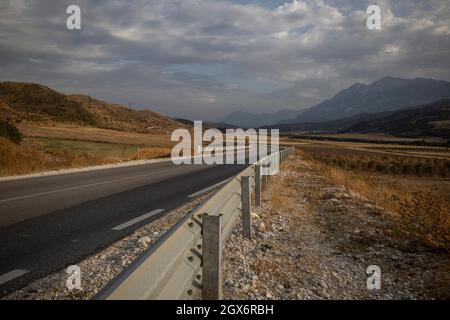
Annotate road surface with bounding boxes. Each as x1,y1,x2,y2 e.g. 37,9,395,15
0,159,248,294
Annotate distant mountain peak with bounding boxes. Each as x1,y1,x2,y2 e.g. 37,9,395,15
378,76,403,81
333,82,366,99
282,76,450,124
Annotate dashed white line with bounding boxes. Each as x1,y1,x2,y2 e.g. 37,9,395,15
112,209,165,231
0,269,29,286
187,178,232,198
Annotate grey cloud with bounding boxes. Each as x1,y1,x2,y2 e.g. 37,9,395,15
0,0,449,119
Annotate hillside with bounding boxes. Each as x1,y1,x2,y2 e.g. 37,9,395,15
282,77,450,124
264,112,394,132
270,99,450,140
0,82,186,134
344,99,450,139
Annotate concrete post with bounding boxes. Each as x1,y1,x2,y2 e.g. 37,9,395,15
202,214,222,300
254,165,261,206
241,176,252,239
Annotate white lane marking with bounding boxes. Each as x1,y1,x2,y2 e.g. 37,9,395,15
0,172,163,204
187,178,233,198
0,269,29,286
112,209,165,231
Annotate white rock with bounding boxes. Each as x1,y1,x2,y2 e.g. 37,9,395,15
256,222,267,233
251,212,260,219
138,236,152,246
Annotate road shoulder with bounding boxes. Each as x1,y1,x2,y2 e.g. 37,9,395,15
223,154,449,299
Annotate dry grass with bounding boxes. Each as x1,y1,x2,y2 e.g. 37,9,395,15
285,138,450,159
0,82,187,135
300,150,450,252
312,153,450,177
17,123,175,147
267,174,296,213
0,137,171,177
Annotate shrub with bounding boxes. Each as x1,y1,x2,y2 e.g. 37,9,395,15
402,163,414,174
0,120,23,144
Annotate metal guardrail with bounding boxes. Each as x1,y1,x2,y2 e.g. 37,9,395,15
97,147,294,300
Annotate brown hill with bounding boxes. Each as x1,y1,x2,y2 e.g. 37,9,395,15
0,82,186,134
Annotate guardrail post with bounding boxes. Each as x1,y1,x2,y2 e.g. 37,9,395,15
254,165,261,207
262,160,270,190
274,153,278,173
261,171,267,191
202,214,223,300
241,176,252,239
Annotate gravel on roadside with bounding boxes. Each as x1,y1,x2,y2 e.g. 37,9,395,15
3,193,211,300
222,155,449,300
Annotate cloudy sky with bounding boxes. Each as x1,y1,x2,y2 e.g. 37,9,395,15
1,0,449,120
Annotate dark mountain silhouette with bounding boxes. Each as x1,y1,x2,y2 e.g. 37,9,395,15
282,77,450,124
343,99,450,139
268,99,450,139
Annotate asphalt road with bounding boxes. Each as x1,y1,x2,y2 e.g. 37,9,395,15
0,158,248,294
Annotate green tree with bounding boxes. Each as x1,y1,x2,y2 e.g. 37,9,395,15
0,120,23,144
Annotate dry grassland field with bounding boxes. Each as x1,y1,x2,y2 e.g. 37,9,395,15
0,123,175,177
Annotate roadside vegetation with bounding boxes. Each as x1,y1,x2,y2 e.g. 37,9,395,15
312,153,450,178
0,136,171,177
298,148,450,252
224,152,449,299
0,120,23,144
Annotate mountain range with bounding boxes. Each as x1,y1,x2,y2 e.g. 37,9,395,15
2,78,450,139
216,109,300,128
216,77,450,128
343,99,450,139
267,99,450,139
